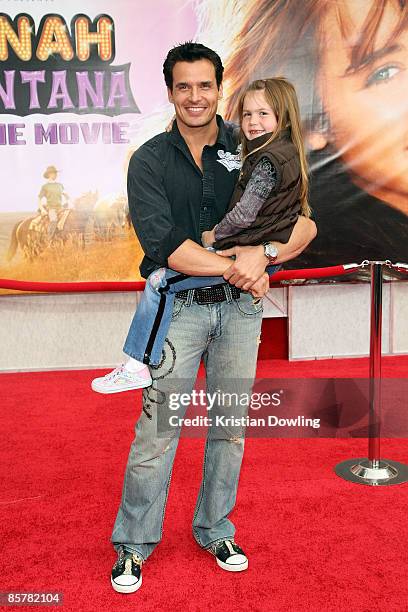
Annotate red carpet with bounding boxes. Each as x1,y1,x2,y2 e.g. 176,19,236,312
1,357,408,612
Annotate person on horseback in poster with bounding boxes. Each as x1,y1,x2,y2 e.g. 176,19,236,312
38,166,69,241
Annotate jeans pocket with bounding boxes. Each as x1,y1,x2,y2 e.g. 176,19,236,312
233,293,263,317
171,297,185,320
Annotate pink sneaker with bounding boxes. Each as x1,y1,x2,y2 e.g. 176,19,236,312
91,364,152,394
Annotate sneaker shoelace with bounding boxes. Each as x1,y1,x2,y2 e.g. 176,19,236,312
132,553,143,567
124,554,142,573
212,538,237,555
117,550,142,573
224,540,238,556
104,365,127,381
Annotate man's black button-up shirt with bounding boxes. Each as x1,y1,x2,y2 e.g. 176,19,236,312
127,115,240,278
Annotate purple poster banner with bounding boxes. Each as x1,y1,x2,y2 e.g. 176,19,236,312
1,0,407,292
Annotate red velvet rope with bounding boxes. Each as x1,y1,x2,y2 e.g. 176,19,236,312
0,264,359,293
270,265,355,282
392,264,408,274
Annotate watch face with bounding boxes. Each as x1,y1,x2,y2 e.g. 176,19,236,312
266,244,278,258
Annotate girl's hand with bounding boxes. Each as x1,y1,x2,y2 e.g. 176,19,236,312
201,229,216,247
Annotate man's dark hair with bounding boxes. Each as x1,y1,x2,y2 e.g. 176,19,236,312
163,41,224,90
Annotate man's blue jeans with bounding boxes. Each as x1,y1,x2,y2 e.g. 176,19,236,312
111,290,264,560
123,266,279,366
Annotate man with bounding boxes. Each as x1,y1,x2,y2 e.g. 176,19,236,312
110,42,316,593
38,166,69,241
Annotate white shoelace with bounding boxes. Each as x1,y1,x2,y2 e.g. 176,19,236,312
224,540,237,556
212,538,237,554
105,365,127,381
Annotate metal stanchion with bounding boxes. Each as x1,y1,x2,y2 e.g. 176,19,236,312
335,261,408,486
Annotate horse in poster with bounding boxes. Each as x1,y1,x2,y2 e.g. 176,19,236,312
6,191,99,260
7,216,48,261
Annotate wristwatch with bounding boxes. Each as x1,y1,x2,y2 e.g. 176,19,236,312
262,242,278,264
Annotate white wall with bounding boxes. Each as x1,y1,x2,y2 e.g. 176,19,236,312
289,282,408,359
0,292,139,371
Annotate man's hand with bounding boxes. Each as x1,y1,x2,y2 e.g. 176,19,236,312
249,272,270,298
217,245,268,290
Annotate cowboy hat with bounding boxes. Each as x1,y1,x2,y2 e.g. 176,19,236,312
43,166,59,178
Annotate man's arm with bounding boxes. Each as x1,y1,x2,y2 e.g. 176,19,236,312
38,192,47,215
128,145,236,277
168,239,232,276
171,216,317,283
270,215,317,264
128,147,189,267
217,215,317,289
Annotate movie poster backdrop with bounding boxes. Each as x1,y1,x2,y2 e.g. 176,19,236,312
1,0,407,293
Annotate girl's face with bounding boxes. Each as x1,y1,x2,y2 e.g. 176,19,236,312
318,0,408,205
241,90,278,140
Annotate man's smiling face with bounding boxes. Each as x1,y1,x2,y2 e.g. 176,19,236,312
167,59,222,130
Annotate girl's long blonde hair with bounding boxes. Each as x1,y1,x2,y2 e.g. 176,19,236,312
239,78,311,217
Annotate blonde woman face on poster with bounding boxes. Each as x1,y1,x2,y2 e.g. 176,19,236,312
318,0,408,213
222,0,408,214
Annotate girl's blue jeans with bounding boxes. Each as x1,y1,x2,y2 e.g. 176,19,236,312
123,265,280,366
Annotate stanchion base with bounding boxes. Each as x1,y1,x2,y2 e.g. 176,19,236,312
335,458,408,486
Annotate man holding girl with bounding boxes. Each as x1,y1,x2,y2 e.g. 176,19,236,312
107,42,316,593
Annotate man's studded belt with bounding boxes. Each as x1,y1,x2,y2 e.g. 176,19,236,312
175,283,241,305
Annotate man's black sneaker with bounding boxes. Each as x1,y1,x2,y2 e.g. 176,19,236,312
208,539,248,572
111,546,143,593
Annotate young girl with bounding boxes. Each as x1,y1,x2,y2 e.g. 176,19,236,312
92,77,310,393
